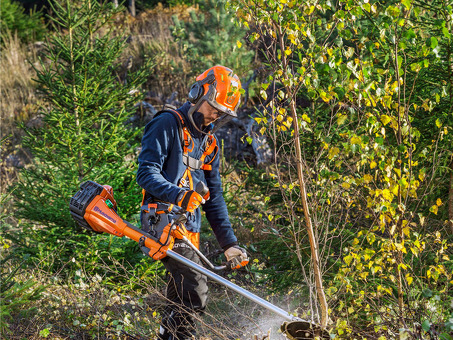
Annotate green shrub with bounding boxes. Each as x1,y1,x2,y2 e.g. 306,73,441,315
0,0,46,44
0,254,46,335
11,0,151,273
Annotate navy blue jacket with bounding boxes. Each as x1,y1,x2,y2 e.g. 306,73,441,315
136,102,237,249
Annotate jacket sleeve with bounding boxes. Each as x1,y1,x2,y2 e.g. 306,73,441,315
136,113,182,204
202,142,238,250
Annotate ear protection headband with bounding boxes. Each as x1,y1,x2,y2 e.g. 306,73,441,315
188,72,216,104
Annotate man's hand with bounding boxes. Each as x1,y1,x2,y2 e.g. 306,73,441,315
224,246,249,270
176,190,205,213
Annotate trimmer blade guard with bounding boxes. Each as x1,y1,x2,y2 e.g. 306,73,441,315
281,321,329,340
69,181,105,233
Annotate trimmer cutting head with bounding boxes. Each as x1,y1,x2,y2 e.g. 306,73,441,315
281,321,330,340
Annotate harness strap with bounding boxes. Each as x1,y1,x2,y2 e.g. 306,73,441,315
199,135,218,171
141,108,216,207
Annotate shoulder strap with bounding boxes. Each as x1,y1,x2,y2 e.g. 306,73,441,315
154,109,186,151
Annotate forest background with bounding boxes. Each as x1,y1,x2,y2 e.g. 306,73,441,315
0,0,452,339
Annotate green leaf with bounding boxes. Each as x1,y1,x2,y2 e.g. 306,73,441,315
430,37,438,49
422,320,431,332
39,328,51,338
334,87,346,100
401,0,412,10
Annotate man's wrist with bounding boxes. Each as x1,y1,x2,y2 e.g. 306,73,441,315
222,242,238,251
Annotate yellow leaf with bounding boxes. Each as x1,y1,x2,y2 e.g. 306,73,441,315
328,147,340,160
381,114,391,126
342,182,351,189
430,205,438,215
152,311,157,318
363,174,373,183
370,161,377,169
277,114,283,122
259,127,266,135
419,169,426,181
283,120,292,128
436,198,442,206
285,48,292,56
382,189,393,200
435,118,442,128
337,114,347,125
344,254,353,265
302,114,311,123
351,136,362,145
391,185,399,195
320,90,333,102
406,274,413,285
236,40,242,48
402,226,410,237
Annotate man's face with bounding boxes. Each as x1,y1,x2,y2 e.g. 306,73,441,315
198,101,224,126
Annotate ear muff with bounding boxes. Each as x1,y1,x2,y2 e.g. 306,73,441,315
188,72,217,104
188,82,203,104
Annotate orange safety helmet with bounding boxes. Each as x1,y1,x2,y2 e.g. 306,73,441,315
187,66,242,133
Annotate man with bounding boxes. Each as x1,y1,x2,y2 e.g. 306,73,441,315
136,65,248,340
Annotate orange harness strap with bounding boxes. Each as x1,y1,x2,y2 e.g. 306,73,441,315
199,135,218,171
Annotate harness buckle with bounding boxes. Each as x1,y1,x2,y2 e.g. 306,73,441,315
183,154,203,170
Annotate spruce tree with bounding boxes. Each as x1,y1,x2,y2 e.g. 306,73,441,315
171,0,254,78
14,0,150,232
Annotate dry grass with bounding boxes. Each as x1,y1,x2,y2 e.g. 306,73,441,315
0,31,42,192
0,31,41,133
123,3,197,102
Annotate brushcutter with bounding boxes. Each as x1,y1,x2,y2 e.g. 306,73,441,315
69,181,328,339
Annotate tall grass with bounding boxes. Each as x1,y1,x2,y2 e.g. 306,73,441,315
0,31,40,130
0,31,41,191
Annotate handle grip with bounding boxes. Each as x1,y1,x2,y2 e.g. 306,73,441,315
195,181,210,200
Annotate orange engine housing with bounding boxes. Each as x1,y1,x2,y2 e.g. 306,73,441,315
70,181,174,260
